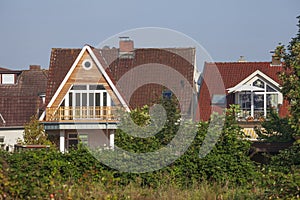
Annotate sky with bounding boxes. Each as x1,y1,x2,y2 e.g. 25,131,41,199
0,0,299,70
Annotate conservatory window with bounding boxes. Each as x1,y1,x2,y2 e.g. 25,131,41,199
237,78,280,119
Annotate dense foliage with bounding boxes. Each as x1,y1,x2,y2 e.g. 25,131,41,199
22,116,52,145
255,109,294,142
1,102,299,199
278,15,300,137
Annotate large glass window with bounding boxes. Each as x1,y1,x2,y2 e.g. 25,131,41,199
237,78,280,119
66,84,113,119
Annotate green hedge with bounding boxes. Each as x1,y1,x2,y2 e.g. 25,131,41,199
0,104,299,199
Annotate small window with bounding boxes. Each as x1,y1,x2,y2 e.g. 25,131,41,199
79,134,88,145
253,79,265,89
82,60,92,70
211,94,226,105
0,136,4,143
68,133,78,139
67,133,78,149
2,74,15,84
163,90,172,99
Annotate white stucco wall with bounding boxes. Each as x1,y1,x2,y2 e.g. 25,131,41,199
84,129,110,149
0,129,24,151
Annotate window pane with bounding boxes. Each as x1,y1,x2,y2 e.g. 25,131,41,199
75,93,81,106
95,93,100,106
103,92,107,106
239,94,251,109
89,85,97,90
266,85,276,92
267,94,278,109
82,93,87,106
211,94,226,105
72,85,87,90
69,134,78,139
254,94,264,109
253,79,265,88
2,74,15,84
89,85,105,90
69,93,73,106
89,93,94,106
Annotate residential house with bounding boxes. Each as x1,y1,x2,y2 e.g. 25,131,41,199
0,65,48,151
197,56,289,139
41,38,198,152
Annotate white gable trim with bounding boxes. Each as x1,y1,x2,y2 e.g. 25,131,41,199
228,70,281,93
47,46,87,108
47,45,130,112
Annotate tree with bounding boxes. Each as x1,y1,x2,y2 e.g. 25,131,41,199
23,116,52,145
278,16,300,137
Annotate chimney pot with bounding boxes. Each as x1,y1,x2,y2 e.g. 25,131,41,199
238,56,246,62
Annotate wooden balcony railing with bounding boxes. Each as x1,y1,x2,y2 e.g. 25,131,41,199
46,106,118,122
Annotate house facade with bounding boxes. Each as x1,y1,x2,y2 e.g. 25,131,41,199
0,65,47,151
197,57,289,139
41,38,197,152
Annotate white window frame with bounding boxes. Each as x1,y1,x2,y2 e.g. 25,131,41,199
237,77,281,118
1,74,15,84
64,84,112,119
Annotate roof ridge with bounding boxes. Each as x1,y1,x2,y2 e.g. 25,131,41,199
206,61,272,64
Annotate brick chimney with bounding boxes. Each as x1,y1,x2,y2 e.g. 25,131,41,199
271,53,281,66
119,37,134,58
119,37,134,52
29,65,41,70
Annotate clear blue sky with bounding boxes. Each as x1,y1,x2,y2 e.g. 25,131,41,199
0,0,299,70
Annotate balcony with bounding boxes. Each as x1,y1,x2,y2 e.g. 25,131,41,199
45,106,119,122
236,110,266,122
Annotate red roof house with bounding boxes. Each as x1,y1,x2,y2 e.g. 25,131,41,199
0,65,48,150
42,38,198,152
197,60,290,122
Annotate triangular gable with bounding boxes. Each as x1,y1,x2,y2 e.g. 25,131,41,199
46,45,130,112
227,70,281,93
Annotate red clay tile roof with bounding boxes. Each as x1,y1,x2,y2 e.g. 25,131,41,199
0,68,48,127
45,48,81,106
105,48,195,109
197,62,289,121
46,46,195,110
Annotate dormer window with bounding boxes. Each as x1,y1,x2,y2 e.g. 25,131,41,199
1,74,15,84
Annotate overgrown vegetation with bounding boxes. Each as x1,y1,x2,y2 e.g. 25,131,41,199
1,103,299,199
22,116,52,145
256,109,294,142
278,16,300,137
